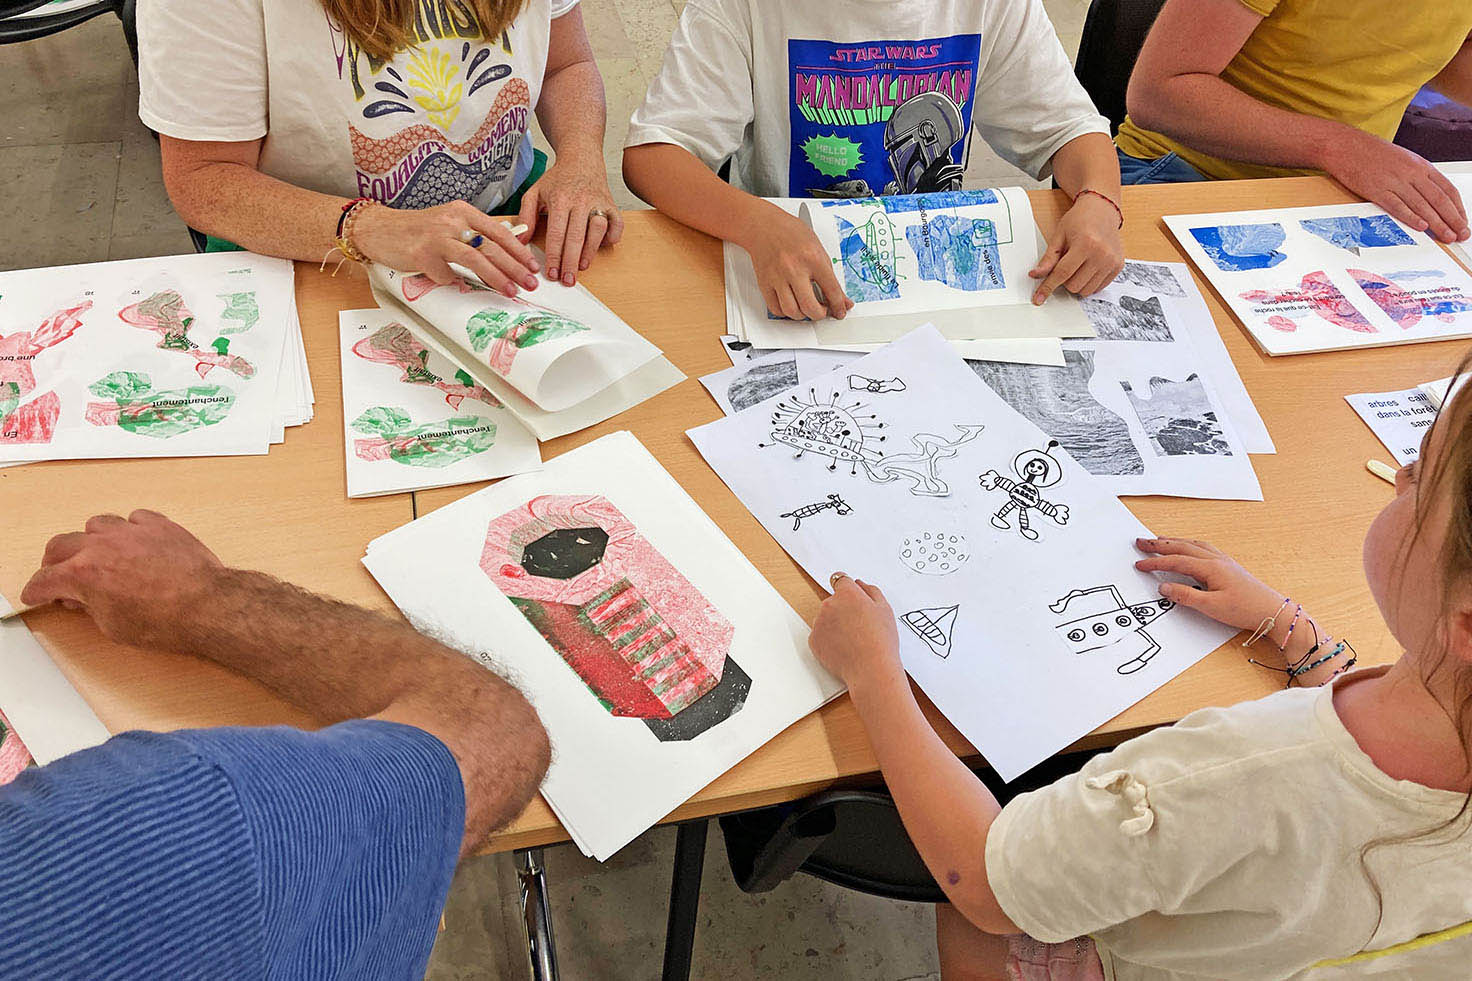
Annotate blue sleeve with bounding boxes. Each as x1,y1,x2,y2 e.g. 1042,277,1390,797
0,720,464,981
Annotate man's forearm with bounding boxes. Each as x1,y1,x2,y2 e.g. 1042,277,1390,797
1430,40,1472,106
847,669,1016,933
622,143,777,250
170,568,491,723
537,60,608,165
1132,73,1361,172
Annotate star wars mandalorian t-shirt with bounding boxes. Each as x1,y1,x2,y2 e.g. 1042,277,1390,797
625,0,1108,198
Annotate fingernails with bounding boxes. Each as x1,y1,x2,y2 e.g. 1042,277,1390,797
529,258,541,273
580,259,590,271
522,276,538,290
563,273,574,286
547,266,559,281
502,285,518,297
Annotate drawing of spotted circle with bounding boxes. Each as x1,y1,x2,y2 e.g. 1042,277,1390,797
899,532,970,575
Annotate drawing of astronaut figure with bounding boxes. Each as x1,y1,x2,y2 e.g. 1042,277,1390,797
978,441,1070,541
881,92,966,195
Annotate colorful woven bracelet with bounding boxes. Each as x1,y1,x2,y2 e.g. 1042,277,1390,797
334,198,376,263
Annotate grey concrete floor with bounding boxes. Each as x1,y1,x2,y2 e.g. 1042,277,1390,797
1,2,1090,976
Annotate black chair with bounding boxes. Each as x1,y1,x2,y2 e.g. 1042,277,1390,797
1072,0,1170,135
0,0,137,64
651,749,1108,980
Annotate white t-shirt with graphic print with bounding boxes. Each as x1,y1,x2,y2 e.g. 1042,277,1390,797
138,0,578,212
625,0,1108,199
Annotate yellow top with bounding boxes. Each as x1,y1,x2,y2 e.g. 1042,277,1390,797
1115,0,1472,181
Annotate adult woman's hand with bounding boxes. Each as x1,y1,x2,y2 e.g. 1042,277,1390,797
353,200,543,298
516,150,624,286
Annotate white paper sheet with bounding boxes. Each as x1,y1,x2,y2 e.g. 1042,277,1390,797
0,596,110,767
1421,373,1470,410
699,350,800,416
1164,204,1472,356
370,277,684,442
688,327,1234,781
362,432,843,860
1345,388,1436,466
1436,162,1472,271
369,264,662,412
338,309,541,497
0,253,304,462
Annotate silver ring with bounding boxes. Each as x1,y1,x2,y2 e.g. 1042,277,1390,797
589,208,607,220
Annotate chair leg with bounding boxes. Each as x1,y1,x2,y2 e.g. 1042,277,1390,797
515,848,560,981
661,819,709,981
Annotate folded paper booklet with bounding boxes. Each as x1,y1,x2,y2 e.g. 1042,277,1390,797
369,264,684,441
338,309,540,497
363,431,843,860
723,193,1088,357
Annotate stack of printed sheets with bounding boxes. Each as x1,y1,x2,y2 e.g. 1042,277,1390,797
724,188,1097,369
0,252,313,464
707,259,1272,501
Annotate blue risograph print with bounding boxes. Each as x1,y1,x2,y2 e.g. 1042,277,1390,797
1189,223,1288,272
1298,215,1414,254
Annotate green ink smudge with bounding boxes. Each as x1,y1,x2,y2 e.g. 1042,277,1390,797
217,292,260,334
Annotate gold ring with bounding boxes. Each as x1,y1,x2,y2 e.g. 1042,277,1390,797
829,572,849,590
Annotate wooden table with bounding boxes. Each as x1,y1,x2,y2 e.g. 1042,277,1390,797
3,177,1465,856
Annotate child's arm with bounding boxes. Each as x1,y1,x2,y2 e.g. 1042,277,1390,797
1027,133,1125,305
1135,536,1351,686
809,576,1020,933
623,144,852,321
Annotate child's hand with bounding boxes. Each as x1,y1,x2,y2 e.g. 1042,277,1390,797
809,574,904,689
1029,193,1124,305
1134,537,1285,632
745,211,855,321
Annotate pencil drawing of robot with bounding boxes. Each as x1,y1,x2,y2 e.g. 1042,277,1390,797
978,441,1070,541
779,493,852,531
1050,585,1174,675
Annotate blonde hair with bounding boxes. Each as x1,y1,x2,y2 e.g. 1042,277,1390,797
322,0,527,61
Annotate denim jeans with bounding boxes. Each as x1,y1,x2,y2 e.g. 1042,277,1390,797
1116,147,1207,185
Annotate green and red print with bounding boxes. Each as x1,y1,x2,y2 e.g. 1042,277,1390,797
0,300,89,445
350,405,498,467
464,307,588,375
0,708,33,786
118,289,255,379
351,321,502,410
482,495,750,741
84,370,236,438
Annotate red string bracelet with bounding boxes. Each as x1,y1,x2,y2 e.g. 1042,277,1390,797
1074,188,1123,229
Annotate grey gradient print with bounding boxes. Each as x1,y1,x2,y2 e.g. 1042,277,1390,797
1120,373,1231,456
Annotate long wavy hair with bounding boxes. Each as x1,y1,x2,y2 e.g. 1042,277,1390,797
323,0,527,60
1359,351,1472,947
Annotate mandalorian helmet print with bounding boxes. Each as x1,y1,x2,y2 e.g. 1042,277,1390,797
882,91,966,195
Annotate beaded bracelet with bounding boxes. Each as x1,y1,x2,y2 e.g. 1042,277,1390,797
1243,597,1292,647
1074,188,1123,229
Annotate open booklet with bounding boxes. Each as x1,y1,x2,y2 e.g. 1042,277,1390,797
369,264,684,441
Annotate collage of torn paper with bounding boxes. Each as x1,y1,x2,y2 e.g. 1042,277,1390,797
338,309,540,497
1165,203,1472,356
362,431,843,860
0,252,310,462
688,326,1234,781
370,264,683,441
